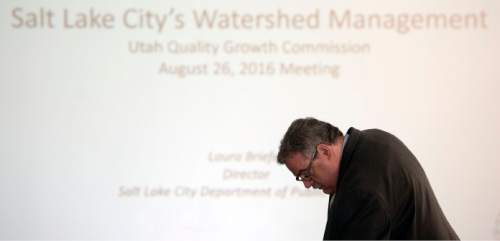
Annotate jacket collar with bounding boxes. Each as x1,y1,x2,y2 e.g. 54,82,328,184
332,127,361,195
327,127,361,210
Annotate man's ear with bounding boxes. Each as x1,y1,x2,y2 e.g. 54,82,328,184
317,143,331,159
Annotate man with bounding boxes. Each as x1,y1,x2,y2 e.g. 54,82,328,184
277,117,459,240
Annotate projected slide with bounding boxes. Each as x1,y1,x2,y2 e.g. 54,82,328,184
1,1,499,239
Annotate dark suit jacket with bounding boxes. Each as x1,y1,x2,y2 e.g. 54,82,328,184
323,128,459,240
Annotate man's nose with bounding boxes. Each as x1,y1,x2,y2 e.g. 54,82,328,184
303,180,313,189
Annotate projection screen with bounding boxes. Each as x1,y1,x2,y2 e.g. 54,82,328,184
1,0,499,239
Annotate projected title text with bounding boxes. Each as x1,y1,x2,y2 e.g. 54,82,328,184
10,7,488,34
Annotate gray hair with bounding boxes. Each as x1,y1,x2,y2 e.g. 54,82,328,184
277,117,343,164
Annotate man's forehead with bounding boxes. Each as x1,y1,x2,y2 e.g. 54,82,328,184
284,152,308,175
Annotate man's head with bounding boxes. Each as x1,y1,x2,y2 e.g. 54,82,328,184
277,118,344,194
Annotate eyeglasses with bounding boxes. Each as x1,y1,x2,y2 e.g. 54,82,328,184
295,147,318,181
